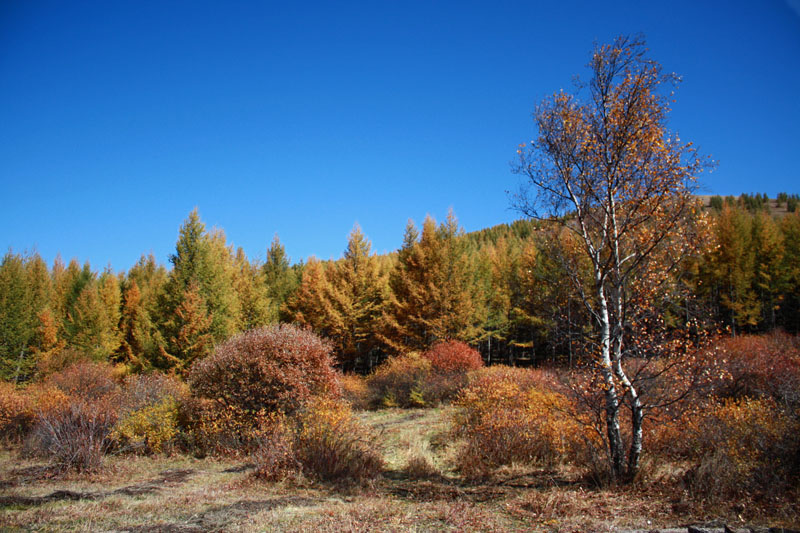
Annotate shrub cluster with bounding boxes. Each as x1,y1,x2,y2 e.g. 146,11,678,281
358,341,483,408
685,397,799,497
452,366,592,479
253,398,383,483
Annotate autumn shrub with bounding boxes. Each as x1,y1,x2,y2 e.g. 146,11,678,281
685,396,800,498
290,397,383,483
179,396,273,456
365,352,432,408
710,331,800,407
185,325,340,454
45,360,120,401
339,373,371,410
112,398,180,454
253,415,298,482
253,398,383,483
26,397,118,472
35,347,89,379
423,340,483,373
0,381,33,444
188,324,340,417
421,341,484,402
118,372,188,413
452,366,593,479
108,373,187,454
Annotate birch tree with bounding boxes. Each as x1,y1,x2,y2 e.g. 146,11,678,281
513,35,708,481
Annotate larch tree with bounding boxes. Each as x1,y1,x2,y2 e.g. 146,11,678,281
324,224,389,370
125,254,169,365
287,256,333,333
161,281,213,373
751,210,785,330
380,212,482,354
69,269,122,359
232,247,272,331
780,212,800,332
512,35,707,481
712,204,760,334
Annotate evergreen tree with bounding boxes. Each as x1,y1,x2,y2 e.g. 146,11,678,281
263,234,298,322
160,210,240,367
0,252,36,381
233,247,271,331
780,212,800,332
68,269,122,359
160,282,213,373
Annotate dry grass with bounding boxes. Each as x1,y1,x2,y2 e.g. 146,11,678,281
1,407,798,532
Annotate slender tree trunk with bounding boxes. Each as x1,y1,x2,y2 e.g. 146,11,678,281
598,291,624,480
13,348,25,384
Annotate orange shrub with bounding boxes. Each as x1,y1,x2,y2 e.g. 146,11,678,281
179,396,274,456
0,382,33,443
188,325,340,418
365,352,431,407
290,397,383,482
253,398,383,483
338,373,370,410
453,366,594,479
685,397,799,497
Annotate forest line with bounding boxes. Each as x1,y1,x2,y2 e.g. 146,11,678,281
1,192,799,381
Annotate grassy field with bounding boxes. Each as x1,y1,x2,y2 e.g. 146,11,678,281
1,407,796,532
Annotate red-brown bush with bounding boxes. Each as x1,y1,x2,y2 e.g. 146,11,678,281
188,324,340,417
45,361,120,401
420,341,484,402
423,341,483,373
708,331,800,406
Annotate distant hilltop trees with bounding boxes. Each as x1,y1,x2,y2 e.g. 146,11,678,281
699,193,800,215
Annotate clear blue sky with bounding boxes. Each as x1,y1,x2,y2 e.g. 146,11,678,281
2,0,799,271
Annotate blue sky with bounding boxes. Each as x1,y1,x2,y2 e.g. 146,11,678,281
1,0,799,271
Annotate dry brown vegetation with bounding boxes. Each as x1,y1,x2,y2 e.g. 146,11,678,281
2,406,798,532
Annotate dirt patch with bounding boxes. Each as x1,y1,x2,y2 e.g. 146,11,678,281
119,496,321,532
0,489,96,508
222,463,255,473
369,412,425,431
112,469,196,497
0,469,197,509
384,478,506,503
